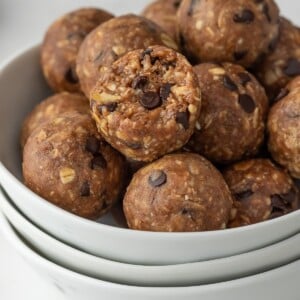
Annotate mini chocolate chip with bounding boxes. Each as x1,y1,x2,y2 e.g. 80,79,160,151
65,65,78,84
148,170,167,187
188,0,197,16
140,91,161,110
235,190,254,200
181,208,189,215
132,76,148,89
284,58,300,76
174,0,181,8
80,181,90,197
176,110,190,130
97,102,117,113
85,136,100,154
274,88,289,102
233,9,255,24
262,3,271,22
223,75,238,91
233,50,248,61
91,154,107,170
140,48,153,61
159,83,173,101
238,72,251,86
238,94,256,113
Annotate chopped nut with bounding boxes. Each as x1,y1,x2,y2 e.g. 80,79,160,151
59,167,76,184
91,92,121,103
209,68,226,75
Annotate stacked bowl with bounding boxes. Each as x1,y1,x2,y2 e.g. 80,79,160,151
1,1,300,298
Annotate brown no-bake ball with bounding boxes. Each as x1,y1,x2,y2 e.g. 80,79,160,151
23,112,125,219
255,17,300,101
223,159,299,227
21,92,89,148
90,45,201,162
142,0,182,41
177,0,280,67
267,77,300,179
41,8,114,93
77,14,178,98
124,153,233,232
188,63,268,164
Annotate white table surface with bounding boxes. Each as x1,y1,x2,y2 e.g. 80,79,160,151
0,1,299,299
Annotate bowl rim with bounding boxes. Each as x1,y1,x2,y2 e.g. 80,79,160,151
0,209,299,292
0,43,299,239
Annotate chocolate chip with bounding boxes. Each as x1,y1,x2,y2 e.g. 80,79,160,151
97,102,118,113
233,50,248,61
238,94,256,113
262,3,271,22
274,88,289,102
283,58,300,76
140,91,161,110
174,0,181,8
223,75,238,91
65,65,78,84
188,0,197,16
176,110,190,130
148,170,167,187
238,72,251,86
132,76,148,89
140,48,153,61
159,83,173,101
80,181,90,197
85,136,100,155
233,9,255,24
91,154,107,170
235,190,254,200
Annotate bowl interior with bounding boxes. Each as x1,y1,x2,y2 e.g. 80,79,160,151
0,45,125,228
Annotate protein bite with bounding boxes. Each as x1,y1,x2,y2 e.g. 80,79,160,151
188,63,268,164
142,0,181,41
124,153,233,232
90,45,201,162
267,77,300,178
77,14,178,98
255,17,300,101
23,112,125,219
223,159,299,227
21,92,89,148
41,8,113,93
177,0,280,67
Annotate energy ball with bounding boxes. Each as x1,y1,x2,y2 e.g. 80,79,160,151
90,45,201,162
142,0,182,41
267,77,300,178
123,153,233,232
41,8,113,93
188,62,268,164
23,112,125,219
255,17,300,101
177,0,280,67
223,159,299,227
21,92,89,148
77,14,178,98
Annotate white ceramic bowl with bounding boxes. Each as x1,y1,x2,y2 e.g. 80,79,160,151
1,186,299,287
0,210,299,300
0,45,300,265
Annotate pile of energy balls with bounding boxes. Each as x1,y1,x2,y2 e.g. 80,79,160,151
21,0,299,232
